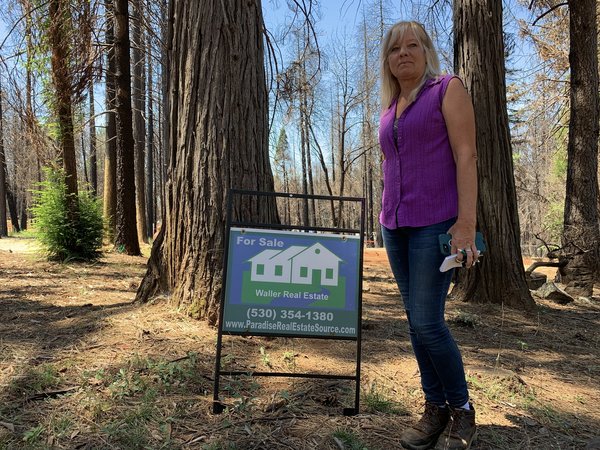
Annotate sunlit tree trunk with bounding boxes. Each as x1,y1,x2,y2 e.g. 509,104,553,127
360,15,378,245
297,37,310,226
89,80,98,195
453,0,535,310
299,55,315,226
300,114,310,225
334,78,355,228
146,38,155,238
336,97,348,228
24,0,38,179
310,122,336,224
274,128,291,223
132,0,148,242
136,0,278,324
84,0,97,196
49,0,78,216
81,129,89,183
103,0,117,240
157,91,164,222
0,82,7,237
374,0,385,247
159,0,168,219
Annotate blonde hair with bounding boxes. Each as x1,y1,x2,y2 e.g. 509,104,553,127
380,21,441,109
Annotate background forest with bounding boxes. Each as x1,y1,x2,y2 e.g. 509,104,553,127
0,0,588,244
0,0,598,305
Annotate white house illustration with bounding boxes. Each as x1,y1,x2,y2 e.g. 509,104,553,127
248,243,342,286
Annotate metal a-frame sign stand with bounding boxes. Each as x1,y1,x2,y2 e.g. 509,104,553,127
213,189,365,416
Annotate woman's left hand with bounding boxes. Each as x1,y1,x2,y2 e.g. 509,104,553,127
447,221,478,268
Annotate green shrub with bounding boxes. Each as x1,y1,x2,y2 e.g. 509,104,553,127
31,167,103,261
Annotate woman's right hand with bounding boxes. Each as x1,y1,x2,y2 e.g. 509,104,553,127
447,220,478,268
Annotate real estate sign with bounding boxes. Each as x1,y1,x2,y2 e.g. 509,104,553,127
222,227,361,338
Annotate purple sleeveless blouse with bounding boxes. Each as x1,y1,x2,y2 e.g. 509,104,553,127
379,74,458,229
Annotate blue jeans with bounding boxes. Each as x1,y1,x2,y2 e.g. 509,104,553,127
382,219,469,408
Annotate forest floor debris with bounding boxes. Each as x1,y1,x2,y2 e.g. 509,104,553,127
1,235,599,449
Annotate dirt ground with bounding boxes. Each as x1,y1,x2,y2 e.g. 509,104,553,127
1,235,599,449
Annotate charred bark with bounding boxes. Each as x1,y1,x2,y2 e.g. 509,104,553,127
6,186,20,233
453,0,535,310
89,81,98,196
561,0,600,296
49,0,79,216
113,0,140,255
136,0,278,324
0,82,7,237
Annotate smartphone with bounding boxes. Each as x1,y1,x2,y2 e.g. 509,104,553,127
438,232,486,256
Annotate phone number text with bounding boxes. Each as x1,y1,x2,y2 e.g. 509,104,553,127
246,308,334,322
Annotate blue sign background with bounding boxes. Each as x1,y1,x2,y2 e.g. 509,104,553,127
222,228,361,337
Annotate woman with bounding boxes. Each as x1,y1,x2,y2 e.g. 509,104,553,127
379,21,479,450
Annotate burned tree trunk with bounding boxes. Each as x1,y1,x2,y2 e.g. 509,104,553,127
136,0,278,324
113,0,140,255
0,82,7,237
561,0,600,296
453,0,535,310
49,0,79,216
103,0,118,240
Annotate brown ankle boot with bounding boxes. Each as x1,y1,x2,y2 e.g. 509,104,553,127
400,402,450,450
434,403,476,450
